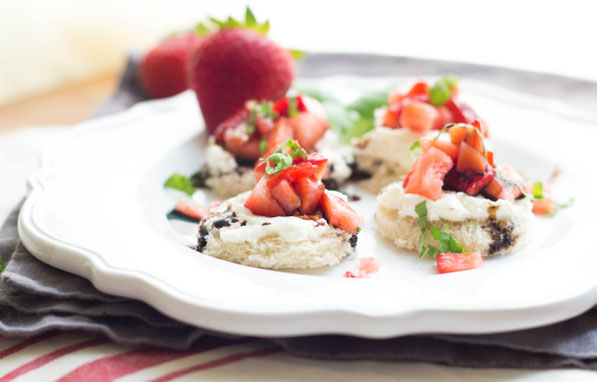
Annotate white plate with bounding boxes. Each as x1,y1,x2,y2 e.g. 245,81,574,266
19,76,597,338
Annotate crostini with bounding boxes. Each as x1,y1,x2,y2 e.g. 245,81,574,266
197,139,360,269
352,77,482,193
375,121,534,257
194,94,351,197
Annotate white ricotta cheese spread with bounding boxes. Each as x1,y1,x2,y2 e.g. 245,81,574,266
207,192,332,244
377,182,533,222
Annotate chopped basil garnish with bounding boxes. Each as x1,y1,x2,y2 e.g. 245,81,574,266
410,140,422,159
164,173,196,196
415,200,469,258
0,256,6,273
274,139,307,159
532,182,543,199
429,75,459,106
247,101,276,134
265,153,293,175
264,139,307,175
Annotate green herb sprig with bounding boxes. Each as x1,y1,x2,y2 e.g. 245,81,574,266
429,75,459,106
415,201,470,258
164,173,196,196
0,256,6,273
264,139,307,175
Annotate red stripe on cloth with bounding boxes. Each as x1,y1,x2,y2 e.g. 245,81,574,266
56,337,245,382
0,332,60,360
0,338,109,382
150,346,282,382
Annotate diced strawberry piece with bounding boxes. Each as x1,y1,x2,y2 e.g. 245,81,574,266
456,142,486,173
499,165,525,185
431,140,459,162
244,177,286,217
388,79,430,105
471,119,489,138
174,199,208,220
214,108,250,142
224,133,261,161
449,124,469,146
437,252,483,274
254,160,267,182
273,95,307,117
464,169,494,195
303,153,328,181
465,128,485,153
434,105,454,130
459,103,479,124
382,104,401,128
446,99,477,124
487,151,494,167
271,179,301,215
404,147,454,201
295,177,325,214
533,198,555,215
290,112,329,152
319,192,360,234
255,114,275,136
358,257,380,277
420,138,459,163
445,166,495,196
265,118,293,156
483,177,504,200
343,271,358,278
399,101,439,133
268,162,319,189
496,184,522,202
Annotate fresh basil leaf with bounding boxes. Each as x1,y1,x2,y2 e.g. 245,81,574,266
164,173,195,196
448,235,468,253
532,182,543,199
274,138,307,159
410,140,422,159
429,75,459,106
265,153,293,175
415,201,428,231
429,81,450,107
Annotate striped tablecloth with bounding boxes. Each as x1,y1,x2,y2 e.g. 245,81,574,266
1,127,596,381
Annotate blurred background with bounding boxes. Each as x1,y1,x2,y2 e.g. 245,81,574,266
1,0,596,107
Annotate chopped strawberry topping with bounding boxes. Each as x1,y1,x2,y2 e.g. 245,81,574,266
244,177,286,217
437,252,483,274
174,199,209,220
245,140,359,234
319,192,360,234
358,257,380,277
404,147,453,201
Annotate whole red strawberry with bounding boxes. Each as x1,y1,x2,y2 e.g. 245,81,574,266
140,34,204,99
189,28,294,133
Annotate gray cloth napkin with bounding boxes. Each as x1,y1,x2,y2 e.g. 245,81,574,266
2,53,597,367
